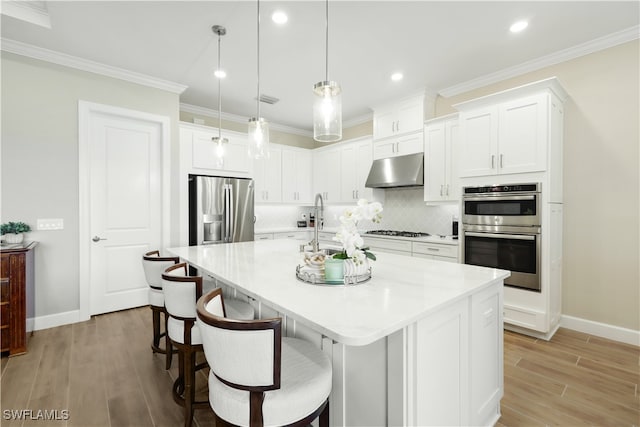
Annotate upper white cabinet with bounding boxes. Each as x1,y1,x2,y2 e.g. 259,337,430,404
373,94,424,140
180,123,251,177
456,79,566,179
372,131,424,160
253,147,282,203
281,147,312,204
424,115,459,203
312,146,341,203
340,137,376,202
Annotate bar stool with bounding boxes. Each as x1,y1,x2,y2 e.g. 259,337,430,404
141,250,179,369
163,263,255,427
196,288,331,427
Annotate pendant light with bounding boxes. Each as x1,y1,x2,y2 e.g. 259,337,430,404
313,0,342,142
248,0,270,159
211,25,228,168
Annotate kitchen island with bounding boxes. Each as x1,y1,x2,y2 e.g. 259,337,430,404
168,240,510,426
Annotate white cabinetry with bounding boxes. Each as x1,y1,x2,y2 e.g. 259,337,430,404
362,236,412,256
253,147,282,203
273,230,311,241
372,131,423,160
424,115,459,203
180,123,251,177
254,233,274,241
373,94,424,140
281,147,312,204
340,137,378,202
313,146,341,203
457,88,557,178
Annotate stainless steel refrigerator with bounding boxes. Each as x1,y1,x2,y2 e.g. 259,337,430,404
189,175,254,245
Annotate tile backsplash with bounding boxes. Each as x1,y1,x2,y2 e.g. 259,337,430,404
255,188,459,236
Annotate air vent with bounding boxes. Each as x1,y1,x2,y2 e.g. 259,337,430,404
257,94,280,105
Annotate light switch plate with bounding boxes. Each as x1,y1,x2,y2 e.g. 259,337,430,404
37,218,64,230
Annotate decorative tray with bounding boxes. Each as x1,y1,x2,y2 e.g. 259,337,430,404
295,264,372,286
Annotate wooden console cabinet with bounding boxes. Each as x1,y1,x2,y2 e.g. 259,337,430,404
1,241,36,356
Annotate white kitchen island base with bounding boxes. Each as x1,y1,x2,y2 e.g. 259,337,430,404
168,240,507,426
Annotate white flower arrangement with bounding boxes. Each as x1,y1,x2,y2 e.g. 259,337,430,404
331,199,383,264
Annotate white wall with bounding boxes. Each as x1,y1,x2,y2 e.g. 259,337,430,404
1,52,180,322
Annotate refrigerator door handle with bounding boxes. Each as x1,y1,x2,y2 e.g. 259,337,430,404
227,183,235,243
224,184,230,243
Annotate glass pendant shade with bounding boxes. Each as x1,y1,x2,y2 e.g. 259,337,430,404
247,117,270,159
211,135,228,168
313,80,342,142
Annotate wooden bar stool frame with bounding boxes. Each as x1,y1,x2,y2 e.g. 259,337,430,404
142,250,179,370
162,263,210,427
197,289,330,427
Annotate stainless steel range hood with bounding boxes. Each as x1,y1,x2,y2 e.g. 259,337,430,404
365,152,424,188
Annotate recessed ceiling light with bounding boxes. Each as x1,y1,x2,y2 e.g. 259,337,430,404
391,72,403,82
510,20,528,33
272,11,288,25
214,69,226,79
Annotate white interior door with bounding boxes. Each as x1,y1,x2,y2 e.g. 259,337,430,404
82,104,165,316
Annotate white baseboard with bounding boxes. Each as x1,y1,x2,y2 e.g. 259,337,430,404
31,310,82,331
560,315,640,346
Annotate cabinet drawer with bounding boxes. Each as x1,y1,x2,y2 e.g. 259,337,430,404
1,305,9,327
1,327,8,352
412,242,458,259
0,279,8,303
363,237,412,254
254,233,274,241
274,231,310,241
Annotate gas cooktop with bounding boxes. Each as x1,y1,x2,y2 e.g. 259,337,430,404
365,230,431,238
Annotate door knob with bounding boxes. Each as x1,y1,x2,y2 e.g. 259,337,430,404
92,236,107,242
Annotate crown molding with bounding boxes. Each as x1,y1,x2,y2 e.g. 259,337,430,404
439,25,640,98
1,38,188,94
1,1,51,29
180,103,313,137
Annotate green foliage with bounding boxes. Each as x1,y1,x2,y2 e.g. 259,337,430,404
0,221,31,235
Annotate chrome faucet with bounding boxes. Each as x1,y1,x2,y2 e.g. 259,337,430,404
311,193,324,252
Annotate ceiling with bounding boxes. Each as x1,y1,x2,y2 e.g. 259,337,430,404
2,1,639,134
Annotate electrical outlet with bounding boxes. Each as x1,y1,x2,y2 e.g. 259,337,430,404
37,218,64,230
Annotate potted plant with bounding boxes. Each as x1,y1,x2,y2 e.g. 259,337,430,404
1,221,32,244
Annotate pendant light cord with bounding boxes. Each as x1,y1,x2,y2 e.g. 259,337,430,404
256,0,261,120
217,31,222,139
325,0,329,81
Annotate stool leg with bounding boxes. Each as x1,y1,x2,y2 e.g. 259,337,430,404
183,348,195,427
319,400,330,427
151,306,162,352
164,309,173,370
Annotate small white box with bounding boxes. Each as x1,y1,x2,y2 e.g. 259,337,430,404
37,218,64,230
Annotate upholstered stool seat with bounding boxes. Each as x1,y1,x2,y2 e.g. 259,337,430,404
196,289,331,427
209,337,332,426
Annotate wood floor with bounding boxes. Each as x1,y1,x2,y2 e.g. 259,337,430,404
1,306,639,426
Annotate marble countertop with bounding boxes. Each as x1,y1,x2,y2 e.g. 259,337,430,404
168,240,508,346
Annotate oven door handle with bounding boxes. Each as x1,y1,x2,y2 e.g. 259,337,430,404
463,195,536,202
465,231,536,240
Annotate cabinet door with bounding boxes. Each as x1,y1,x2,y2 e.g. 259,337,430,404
222,136,251,174
281,149,297,203
355,139,374,201
373,108,397,140
444,120,459,201
458,107,498,177
396,96,424,135
295,150,313,204
396,132,424,156
340,144,357,202
254,148,282,203
313,148,341,203
192,130,250,174
498,93,548,175
424,123,446,202
372,139,396,159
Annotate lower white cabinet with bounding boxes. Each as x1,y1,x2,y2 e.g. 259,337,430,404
362,236,412,255
273,231,311,241
254,233,274,241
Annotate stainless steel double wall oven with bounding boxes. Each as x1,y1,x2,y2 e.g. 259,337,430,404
462,183,541,292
